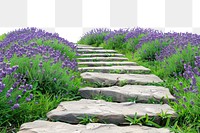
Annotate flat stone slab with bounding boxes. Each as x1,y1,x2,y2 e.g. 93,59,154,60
78,57,128,62
78,66,150,73
79,53,125,57
18,120,171,133
47,99,176,124
81,72,163,86
76,44,90,47
78,49,117,53
78,61,137,66
77,46,104,50
79,85,175,103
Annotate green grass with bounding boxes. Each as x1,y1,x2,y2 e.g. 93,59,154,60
0,93,61,132
78,33,108,46
134,39,171,61
0,33,6,41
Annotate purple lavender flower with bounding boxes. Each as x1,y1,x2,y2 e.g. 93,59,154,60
6,93,11,98
22,89,27,94
182,104,187,109
39,61,43,68
29,93,33,99
183,97,187,102
8,100,13,104
190,100,194,105
12,103,20,110
30,62,33,67
26,97,31,102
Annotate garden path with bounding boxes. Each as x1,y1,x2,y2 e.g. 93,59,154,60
18,44,177,133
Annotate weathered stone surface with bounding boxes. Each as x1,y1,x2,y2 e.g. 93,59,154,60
18,120,171,133
79,53,125,57
78,66,150,73
47,99,176,124
79,85,175,103
78,61,137,66
81,72,163,86
78,57,128,62
77,49,117,53
76,44,90,47
77,46,103,50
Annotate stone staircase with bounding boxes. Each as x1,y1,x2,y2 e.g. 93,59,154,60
18,44,176,133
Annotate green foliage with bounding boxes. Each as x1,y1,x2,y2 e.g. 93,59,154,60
0,54,81,131
105,34,126,50
78,33,108,46
127,97,138,103
0,93,61,133
92,94,113,102
125,34,145,53
125,113,162,128
0,33,6,41
147,97,164,104
158,44,199,78
169,78,200,133
78,115,99,125
135,39,171,61
6,55,80,95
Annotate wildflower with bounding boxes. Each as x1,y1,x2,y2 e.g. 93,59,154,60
29,93,33,99
28,85,33,90
22,89,27,94
39,61,43,68
182,104,186,109
173,87,179,92
190,100,194,105
70,76,75,81
12,103,20,110
6,93,11,98
183,88,188,92
8,100,12,104
7,87,13,93
191,76,196,86
16,95,22,101
183,97,187,102
26,97,31,102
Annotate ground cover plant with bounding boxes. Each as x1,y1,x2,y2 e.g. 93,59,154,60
78,27,200,133
0,28,81,132
78,28,110,46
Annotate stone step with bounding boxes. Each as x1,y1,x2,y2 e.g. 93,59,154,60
78,66,150,73
47,99,177,125
81,72,163,86
78,57,128,62
77,46,104,50
79,53,125,57
76,44,90,47
78,49,117,53
79,85,175,103
18,120,171,133
78,61,137,66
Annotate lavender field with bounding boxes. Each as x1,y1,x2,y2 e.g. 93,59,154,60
78,27,200,132
0,28,81,132
0,27,199,132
